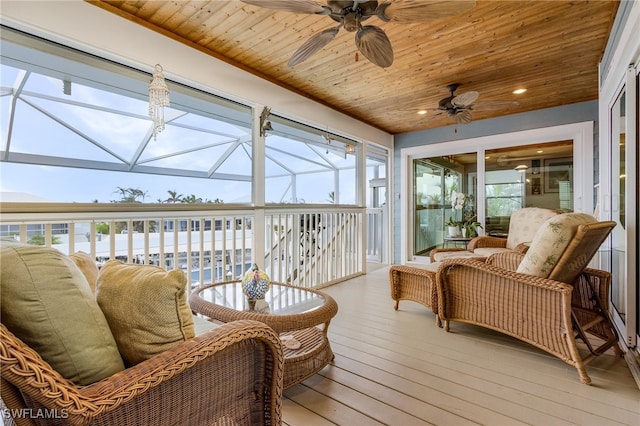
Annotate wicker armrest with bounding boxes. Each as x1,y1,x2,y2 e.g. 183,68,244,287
1,320,284,426
486,251,525,271
513,242,530,254
467,236,507,251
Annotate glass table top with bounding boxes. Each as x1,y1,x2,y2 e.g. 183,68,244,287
197,281,326,315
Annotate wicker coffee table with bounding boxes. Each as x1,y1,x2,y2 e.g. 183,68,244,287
189,281,338,389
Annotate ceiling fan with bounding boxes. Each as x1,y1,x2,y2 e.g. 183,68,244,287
433,83,520,124
240,0,477,68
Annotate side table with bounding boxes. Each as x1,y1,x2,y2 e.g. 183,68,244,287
189,281,338,389
443,236,472,248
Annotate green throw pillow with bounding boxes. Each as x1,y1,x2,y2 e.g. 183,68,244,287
0,240,125,385
96,260,195,366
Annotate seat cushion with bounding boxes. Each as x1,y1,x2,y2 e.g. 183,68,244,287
0,239,125,385
96,260,195,366
516,213,597,278
432,250,488,262
470,247,513,257
505,207,561,250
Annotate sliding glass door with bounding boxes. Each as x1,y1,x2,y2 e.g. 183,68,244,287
410,141,575,259
602,64,638,349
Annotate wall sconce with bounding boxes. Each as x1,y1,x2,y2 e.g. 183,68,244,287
514,164,528,172
148,64,170,140
260,106,272,137
346,144,355,154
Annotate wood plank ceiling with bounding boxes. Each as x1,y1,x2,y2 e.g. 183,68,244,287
89,0,619,135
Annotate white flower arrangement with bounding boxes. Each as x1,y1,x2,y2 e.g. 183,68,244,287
447,192,483,236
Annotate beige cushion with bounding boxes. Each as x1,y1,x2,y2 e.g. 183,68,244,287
516,213,597,278
505,208,561,250
69,251,99,294
0,240,124,385
432,250,488,262
404,262,441,273
472,247,512,257
96,260,195,366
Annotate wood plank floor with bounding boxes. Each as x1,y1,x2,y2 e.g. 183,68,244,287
282,265,640,426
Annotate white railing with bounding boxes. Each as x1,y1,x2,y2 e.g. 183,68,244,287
264,207,364,289
366,207,385,263
0,203,367,289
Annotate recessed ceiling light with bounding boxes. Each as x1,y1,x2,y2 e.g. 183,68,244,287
537,150,543,153
417,110,427,115
513,88,527,95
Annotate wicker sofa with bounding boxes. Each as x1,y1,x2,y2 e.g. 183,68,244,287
0,240,284,425
435,213,621,384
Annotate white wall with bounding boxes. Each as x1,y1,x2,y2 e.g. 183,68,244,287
0,0,393,148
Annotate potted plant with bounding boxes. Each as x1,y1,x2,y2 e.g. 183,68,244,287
463,218,483,237
450,192,483,238
446,216,461,237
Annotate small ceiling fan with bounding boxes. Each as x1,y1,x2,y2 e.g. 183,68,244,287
240,0,476,68
433,83,520,124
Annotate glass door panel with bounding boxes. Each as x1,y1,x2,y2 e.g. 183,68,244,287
412,153,477,257
610,89,626,323
484,141,573,235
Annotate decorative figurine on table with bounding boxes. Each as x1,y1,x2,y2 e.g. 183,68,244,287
241,263,270,301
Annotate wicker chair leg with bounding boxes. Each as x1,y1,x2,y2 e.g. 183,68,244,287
577,366,592,385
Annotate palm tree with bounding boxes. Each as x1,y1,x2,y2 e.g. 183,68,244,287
113,187,147,203
111,187,152,232
181,194,203,204
164,190,184,203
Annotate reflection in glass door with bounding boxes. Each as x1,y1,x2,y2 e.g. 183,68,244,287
412,153,477,257
483,142,574,235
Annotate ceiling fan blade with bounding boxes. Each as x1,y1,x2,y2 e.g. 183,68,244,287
471,100,521,111
355,26,394,68
454,109,473,124
288,27,340,67
240,0,330,15
451,90,479,107
377,0,476,23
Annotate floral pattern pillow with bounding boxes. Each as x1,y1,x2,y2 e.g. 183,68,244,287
516,213,596,278
505,207,560,250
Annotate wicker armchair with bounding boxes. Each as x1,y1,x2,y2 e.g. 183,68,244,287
1,319,284,426
430,207,561,262
436,216,621,384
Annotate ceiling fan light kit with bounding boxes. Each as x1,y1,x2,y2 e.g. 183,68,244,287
241,0,477,68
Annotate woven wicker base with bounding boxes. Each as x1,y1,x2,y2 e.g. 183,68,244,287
389,264,440,327
281,327,333,389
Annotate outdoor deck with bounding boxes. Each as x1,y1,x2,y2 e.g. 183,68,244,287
282,264,639,425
